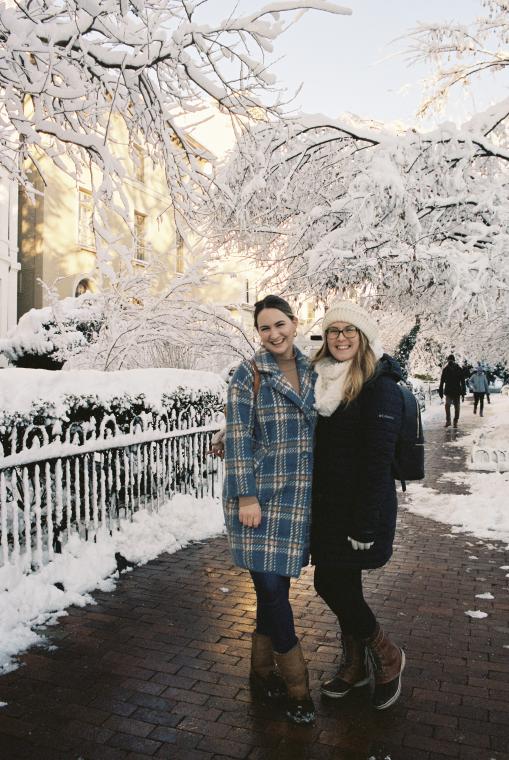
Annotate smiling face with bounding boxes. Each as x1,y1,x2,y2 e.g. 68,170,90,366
326,321,360,363
256,308,298,360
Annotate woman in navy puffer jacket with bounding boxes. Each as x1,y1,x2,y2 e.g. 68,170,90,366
311,300,405,711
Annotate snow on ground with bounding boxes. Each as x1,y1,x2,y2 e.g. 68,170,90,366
0,367,224,418
0,494,225,677
403,394,509,546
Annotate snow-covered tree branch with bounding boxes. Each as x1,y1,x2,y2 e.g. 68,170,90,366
0,0,351,214
204,102,509,355
406,0,508,115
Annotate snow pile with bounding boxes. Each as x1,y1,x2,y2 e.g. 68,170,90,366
0,494,225,675
0,367,225,419
404,395,509,545
404,471,509,545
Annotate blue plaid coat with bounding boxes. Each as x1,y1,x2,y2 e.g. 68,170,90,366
223,347,317,578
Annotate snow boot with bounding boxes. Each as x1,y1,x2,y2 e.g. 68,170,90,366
249,632,286,700
321,633,370,698
364,624,405,710
274,642,315,724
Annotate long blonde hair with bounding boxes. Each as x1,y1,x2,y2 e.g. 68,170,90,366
312,330,378,404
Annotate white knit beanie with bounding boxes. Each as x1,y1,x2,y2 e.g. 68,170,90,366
322,300,380,345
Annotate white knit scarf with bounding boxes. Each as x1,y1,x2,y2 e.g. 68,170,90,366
314,340,385,417
314,358,352,417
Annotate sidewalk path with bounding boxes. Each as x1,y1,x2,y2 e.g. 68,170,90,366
1,408,508,760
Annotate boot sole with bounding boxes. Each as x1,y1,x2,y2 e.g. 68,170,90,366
373,650,405,710
321,676,370,698
286,710,316,725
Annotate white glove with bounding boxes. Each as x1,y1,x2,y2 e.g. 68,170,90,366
348,536,374,551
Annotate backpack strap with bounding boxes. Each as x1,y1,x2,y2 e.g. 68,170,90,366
250,358,261,399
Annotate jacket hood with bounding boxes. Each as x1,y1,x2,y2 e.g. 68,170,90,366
370,354,404,384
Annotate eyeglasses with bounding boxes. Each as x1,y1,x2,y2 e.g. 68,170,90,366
325,325,358,340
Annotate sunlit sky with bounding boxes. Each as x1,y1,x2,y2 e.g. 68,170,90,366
196,0,506,128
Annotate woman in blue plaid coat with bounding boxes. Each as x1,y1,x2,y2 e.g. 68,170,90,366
223,295,317,725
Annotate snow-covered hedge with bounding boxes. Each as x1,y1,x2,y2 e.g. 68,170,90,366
0,368,225,454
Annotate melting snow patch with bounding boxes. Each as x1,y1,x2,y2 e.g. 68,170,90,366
475,592,494,600
465,610,488,619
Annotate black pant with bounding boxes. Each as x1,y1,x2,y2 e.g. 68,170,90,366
445,394,461,424
249,571,297,654
473,392,485,413
314,565,377,638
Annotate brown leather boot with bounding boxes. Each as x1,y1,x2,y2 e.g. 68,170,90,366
321,633,370,698
273,642,315,724
365,623,405,710
249,632,286,699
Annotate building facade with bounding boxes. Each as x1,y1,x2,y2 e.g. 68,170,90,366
17,117,186,319
0,173,19,339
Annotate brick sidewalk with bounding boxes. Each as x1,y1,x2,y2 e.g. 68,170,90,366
1,406,508,760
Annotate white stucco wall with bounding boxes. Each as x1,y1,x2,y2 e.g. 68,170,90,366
0,175,19,339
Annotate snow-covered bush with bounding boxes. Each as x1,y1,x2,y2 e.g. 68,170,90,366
0,295,103,369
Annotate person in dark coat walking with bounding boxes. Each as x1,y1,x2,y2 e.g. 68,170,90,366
223,295,317,725
311,300,405,711
438,354,466,428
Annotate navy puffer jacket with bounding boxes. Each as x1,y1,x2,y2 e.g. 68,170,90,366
311,355,404,570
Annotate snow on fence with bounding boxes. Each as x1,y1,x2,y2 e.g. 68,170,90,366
470,445,509,472
0,410,223,571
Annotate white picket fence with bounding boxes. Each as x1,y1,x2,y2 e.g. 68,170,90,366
0,410,223,571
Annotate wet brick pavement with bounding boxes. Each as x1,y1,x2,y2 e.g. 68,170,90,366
1,400,508,760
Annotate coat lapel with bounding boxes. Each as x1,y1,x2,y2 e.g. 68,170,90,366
255,347,316,420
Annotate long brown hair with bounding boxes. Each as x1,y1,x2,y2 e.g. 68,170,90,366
312,329,378,404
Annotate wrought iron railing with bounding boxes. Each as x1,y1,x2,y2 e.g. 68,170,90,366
0,410,223,571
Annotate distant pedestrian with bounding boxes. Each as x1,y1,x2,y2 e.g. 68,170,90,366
438,355,466,428
223,295,317,725
311,300,405,711
469,365,490,417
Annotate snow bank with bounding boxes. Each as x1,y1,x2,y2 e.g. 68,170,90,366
404,471,509,545
0,367,225,418
0,494,225,676
404,394,509,545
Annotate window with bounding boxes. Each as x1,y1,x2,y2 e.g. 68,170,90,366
134,212,147,261
245,279,250,304
133,145,144,183
175,228,184,273
75,278,95,297
78,189,95,248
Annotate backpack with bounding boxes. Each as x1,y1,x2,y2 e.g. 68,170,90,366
392,384,425,491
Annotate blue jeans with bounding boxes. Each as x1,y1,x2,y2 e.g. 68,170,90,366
249,571,298,654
